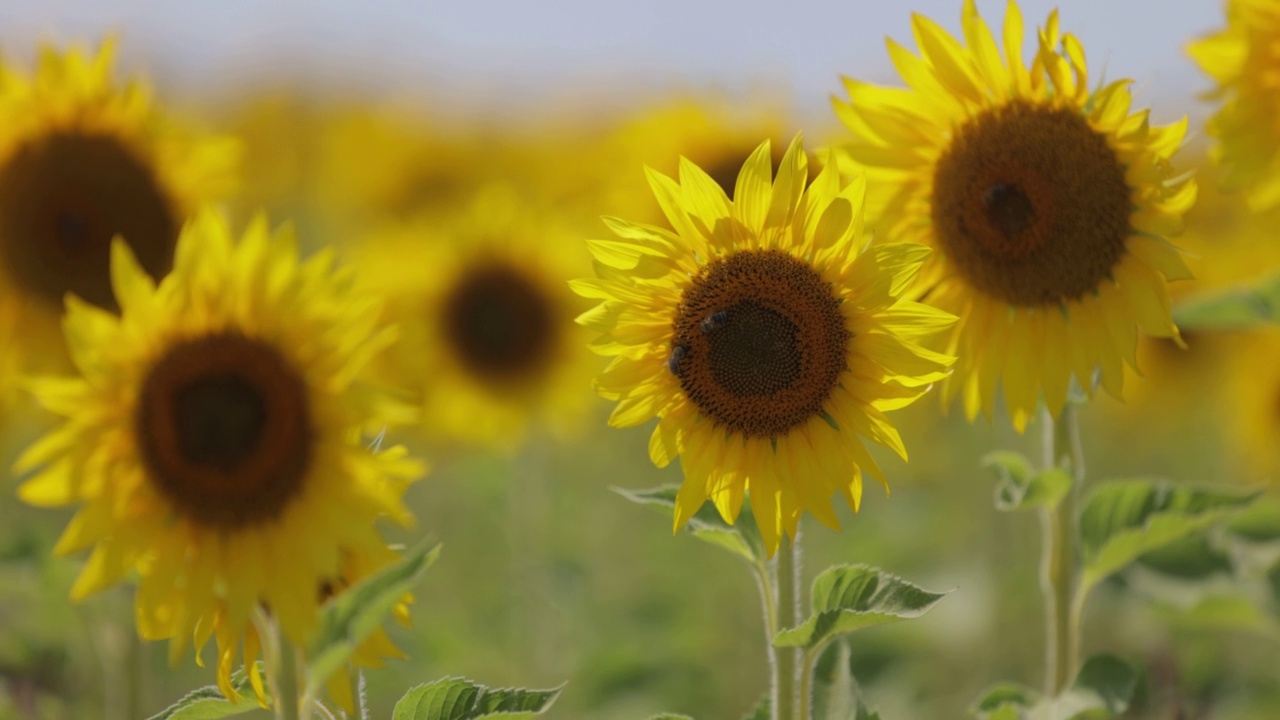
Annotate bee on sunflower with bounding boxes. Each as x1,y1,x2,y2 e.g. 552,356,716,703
574,136,955,555
833,0,1195,431
14,209,424,703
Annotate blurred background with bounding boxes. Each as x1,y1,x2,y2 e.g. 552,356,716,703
2,1,1279,718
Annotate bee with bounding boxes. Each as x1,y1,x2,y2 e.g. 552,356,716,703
667,344,689,376
700,310,728,334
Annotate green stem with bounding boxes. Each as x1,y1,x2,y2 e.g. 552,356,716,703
255,608,301,720
350,668,367,720
1038,404,1084,697
774,526,803,720
798,648,816,720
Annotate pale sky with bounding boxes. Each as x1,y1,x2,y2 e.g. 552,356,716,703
0,0,1224,122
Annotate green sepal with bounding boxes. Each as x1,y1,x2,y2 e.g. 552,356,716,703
1079,481,1260,590
391,677,563,720
144,663,267,720
614,485,766,563
1029,654,1140,719
985,451,1071,512
774,565,949,650
1172,273,1280,330
969,683,1038,719
306,541,442,696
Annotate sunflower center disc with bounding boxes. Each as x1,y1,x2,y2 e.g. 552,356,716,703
931,100,1132,306
0,131,177,309
671,249,848,438
442,262,556,384
137,333,312,528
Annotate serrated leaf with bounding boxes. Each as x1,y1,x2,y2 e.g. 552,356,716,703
392,677,562,720
145,664,267,720
774,565,949,650
1079,481,1260,590
1172,274,1280,330
741,695,769,720
1029,654,1138,720
614,485,765,563
970,682,1038,719
307,542,441,694
986,452,1070,512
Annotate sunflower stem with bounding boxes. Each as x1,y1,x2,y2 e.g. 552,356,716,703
1038,403,1082,698
774,526,803,720
350,668,368,720
268,618,302,720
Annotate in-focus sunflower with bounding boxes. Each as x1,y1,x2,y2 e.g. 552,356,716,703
351,188,598,449
574,137,955,554
833,0,1196,431
1189,0,1280,211
0,40,238,335
14,210,423,700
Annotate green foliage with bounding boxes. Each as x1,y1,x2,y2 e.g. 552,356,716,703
1227,497,1280,543
812,640,883,720
614,485,766,563
984,452,1071,512
1136,533,1233,580
145,664,267,720
1030,654,1139,719
307,542,442,695
1078,481,1260,590
741,695,769,720
970,683,1038,719
391,677,562,719
1171,272,1280,330
646,715,695,720
774,565,949,650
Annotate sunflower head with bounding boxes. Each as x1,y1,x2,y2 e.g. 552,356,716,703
0,39,239,331
350,188,598,450
574,136,955,555
833,0,1196,431
15,208,423,700
1189,0,1280,210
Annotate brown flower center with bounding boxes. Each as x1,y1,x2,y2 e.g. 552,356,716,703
136,333,312,528
670,249,849,438
0,131,177,309
441,261,557,384
931,100,1132,306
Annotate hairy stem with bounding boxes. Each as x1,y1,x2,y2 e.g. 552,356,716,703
1038,404,1084,698
774,527,803,720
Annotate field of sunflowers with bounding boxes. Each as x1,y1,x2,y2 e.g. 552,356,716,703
1,1,1279,719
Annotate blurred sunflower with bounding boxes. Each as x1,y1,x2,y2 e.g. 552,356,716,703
14,210,423,701
574,137,954,554
833,0,1195,431
1189,0,1280,211
1218,330,1280,482
0,40,238,347
351,189,598,449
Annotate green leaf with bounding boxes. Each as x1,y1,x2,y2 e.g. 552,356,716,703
1079,481,1260,590
1136,533,1232,580
307,542,441,695
1172,274,1280,330
1156,594,1279,634
646,715,695,720
1029,654,1139,720
741,695,769,720
774,565,949,650
614,485,765,563
1227,497,1280,543
145,664,267,720
986,452,1071,512
811,640,884,720
970,683,1038,719
391,677,562,720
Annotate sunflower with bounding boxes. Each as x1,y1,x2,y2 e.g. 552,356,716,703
0,40,238,338
573,137,955,554
1218,330,1280,483
832,0,1196,431
14,210,423,701
350,187,598,449
1189,0,1280,211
